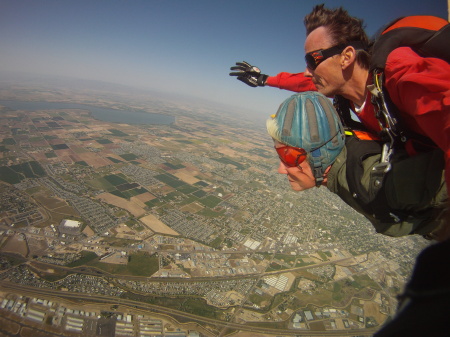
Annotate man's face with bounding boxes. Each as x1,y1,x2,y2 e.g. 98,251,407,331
303,26,345,97
275,141,316,191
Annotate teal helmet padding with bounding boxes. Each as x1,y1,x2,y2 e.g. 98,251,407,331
267,91,345,185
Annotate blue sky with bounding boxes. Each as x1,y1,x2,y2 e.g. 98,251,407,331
1,0,447,117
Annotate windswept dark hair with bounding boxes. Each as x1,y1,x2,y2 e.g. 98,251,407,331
304,4,370,69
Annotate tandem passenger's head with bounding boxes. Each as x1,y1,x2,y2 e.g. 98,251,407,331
266,91,345,191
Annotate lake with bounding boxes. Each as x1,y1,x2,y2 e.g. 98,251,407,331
0,100,175,125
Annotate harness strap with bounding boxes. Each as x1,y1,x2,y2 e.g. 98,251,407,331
345,134,405,223
369,69,438,153
333,95,367,131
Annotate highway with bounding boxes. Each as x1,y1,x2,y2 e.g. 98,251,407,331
1,281,378,337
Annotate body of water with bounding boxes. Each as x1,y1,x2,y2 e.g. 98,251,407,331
0,100,175,125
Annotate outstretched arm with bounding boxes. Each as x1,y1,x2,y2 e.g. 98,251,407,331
265,72,317,92
229,61,316,92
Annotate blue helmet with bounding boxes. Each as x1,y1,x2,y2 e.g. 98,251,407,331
267,91,345,185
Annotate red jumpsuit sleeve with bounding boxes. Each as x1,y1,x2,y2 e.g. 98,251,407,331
265,72,317,92
384,47,450,195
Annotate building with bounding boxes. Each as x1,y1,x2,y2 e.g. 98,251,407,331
58,219,82,236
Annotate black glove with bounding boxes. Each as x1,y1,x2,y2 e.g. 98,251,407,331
229,61,268,87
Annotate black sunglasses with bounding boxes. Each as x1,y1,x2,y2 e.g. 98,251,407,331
305,41,367,70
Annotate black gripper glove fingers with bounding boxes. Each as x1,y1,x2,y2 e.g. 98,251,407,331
229,61,267,87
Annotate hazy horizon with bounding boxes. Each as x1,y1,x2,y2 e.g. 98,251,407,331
0,70,272,127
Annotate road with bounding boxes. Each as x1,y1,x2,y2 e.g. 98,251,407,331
1,278,378,337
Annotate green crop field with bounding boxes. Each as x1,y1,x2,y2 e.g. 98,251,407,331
119,153,139,161
198,195,222,208
104,174,128,186
0,166,23,184
155,173,186,188
109,129,129,137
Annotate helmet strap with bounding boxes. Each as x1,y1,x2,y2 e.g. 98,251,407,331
312,160,325,187
309,130,342,187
